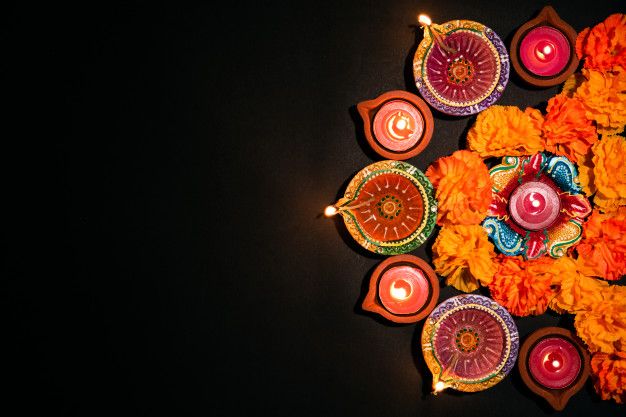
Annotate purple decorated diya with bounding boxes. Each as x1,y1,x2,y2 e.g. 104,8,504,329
483,153,592,259
413,15,509,116
421,294,519,393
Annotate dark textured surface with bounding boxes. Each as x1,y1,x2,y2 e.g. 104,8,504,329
10,1,625,416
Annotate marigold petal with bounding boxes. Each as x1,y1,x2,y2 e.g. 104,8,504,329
425,150,492,226
591,351,626,404
432,224,497,292
467,106,545,158
488,255,556,317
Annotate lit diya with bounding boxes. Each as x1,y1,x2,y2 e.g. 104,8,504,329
518,327,590,411
413,14,509,116
325,160,437,255
483,152,592,259
357,90,434,160
362,254,439,323
421,294,519,393
510,6,579,87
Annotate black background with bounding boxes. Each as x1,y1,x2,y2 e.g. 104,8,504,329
8,1,625,416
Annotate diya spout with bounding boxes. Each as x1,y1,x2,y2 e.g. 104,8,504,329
432,380,448,395
418,14,457,54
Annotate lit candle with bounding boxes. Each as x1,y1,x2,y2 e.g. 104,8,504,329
509,181,561,231
378,265,429,315
528,337,582,389
372,100,424,152
519,26,570,77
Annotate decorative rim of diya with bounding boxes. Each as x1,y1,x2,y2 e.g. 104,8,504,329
509,5,579,87
412,18,509,116
518,326,590,411
482,152,592,260
421,294,519,393
327,160,437,255
362,254,440,323
357,90,434,160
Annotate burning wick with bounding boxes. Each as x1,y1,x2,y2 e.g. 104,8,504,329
432,352,459,395
418,14,458,55
434,381,446,393
324,198,375,217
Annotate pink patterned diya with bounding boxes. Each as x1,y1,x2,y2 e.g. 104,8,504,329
363,254,439,323
421,294,519,393
413,17,509,116
483,152,592,259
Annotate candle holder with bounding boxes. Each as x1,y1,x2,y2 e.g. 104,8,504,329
509,6,579,87
362,254,439,324
518,327,590,411
483,152,591,259
413,16,509,116
325,160,437,255
357,90,434,160
421,294,519,393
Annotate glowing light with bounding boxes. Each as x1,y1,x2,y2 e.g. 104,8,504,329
434,381,445,392
390,279,412,300
418,14,432,26
534,41,555,62
324,206,338,217
552,360,561,368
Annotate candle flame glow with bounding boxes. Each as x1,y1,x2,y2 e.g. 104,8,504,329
324,206,338,217
552,360,561,368
535,42,554,62
434,381,445,392
418,14,432,26
390,279,412,300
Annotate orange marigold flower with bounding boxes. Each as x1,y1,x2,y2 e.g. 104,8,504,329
577,136,626,212
591,135,626,202
575,285,626,354
432,224,496,292
467,106,545,157
425,150,492,226
576,207,626,280
549,256,609,313
576,13,626,72
488,255,556,317
542,94,598,161
591,351,626,404
573,68,626,135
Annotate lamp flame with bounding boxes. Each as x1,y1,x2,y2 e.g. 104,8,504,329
418,14,432,26
324,206,338,217
434,381,446,393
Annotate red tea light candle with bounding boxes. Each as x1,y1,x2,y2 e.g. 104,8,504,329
519,26,570,77
378,265,429,315
372,100,424,153
362,254,439,324
518,327,590,411
509,181,561,231
509,6,579,87
357,90,433,160
528,337,581,389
